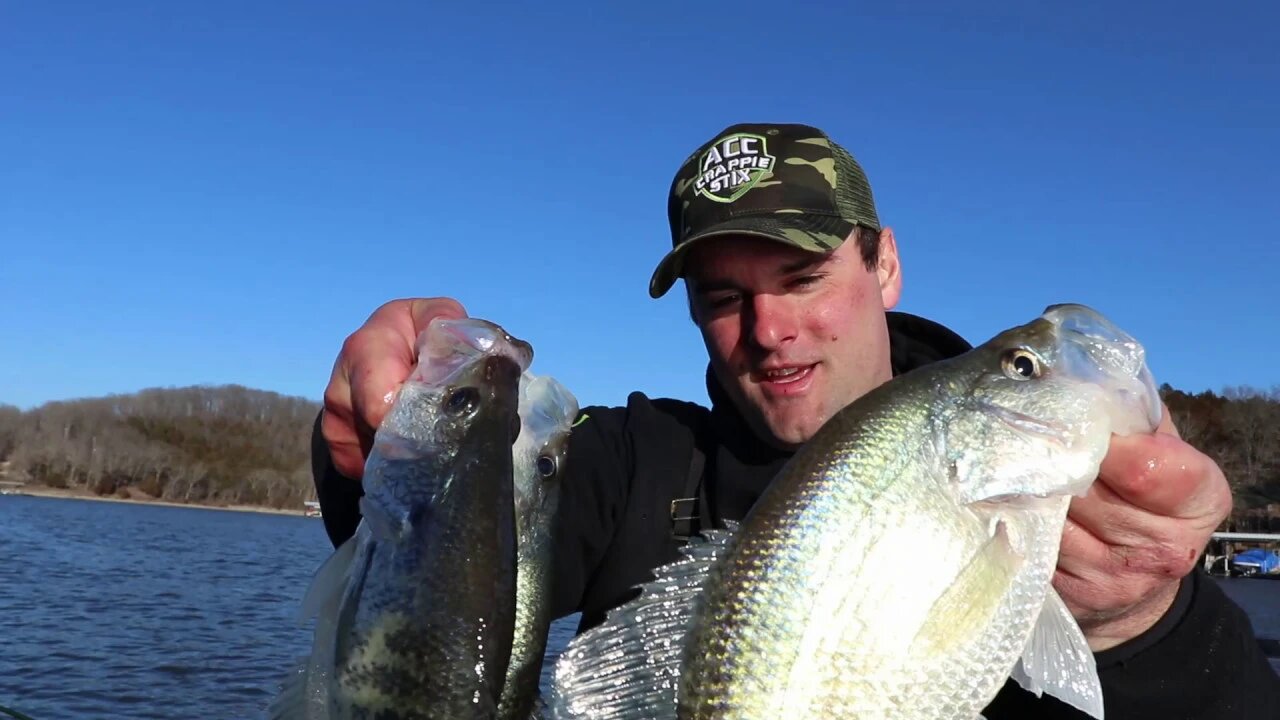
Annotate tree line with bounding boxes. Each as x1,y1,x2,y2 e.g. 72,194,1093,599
1160,384,1280,532
0,382,1276,522
0,385,320,510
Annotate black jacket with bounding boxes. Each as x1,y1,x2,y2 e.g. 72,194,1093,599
312,311,1280,719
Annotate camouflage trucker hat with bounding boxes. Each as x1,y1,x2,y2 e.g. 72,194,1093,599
648,122,881,298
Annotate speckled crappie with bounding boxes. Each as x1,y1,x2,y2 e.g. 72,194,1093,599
497,373,580,720
269,317,531,720
548,304,1162,720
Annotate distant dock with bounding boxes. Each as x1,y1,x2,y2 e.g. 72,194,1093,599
1205,532,1280,577
1214,532,1280,542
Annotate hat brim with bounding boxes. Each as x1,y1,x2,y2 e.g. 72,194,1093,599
647,214,858,298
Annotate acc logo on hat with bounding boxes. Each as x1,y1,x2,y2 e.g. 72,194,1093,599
693,133,775,203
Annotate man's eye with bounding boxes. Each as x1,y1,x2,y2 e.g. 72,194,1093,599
706,294,740,310
789,274,822,289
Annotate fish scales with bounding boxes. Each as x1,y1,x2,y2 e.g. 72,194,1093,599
499,374,580,720
346,379,522,716
547,304,1160,720
268,318,532,720
680,379,1023,718
675,306,1157,719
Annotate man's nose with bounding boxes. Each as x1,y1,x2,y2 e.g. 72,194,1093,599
745,294,797,351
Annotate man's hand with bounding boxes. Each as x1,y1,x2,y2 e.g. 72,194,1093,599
320,297,468,480
1054,402,1233,651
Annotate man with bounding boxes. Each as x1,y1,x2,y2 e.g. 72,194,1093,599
311,123,1280,717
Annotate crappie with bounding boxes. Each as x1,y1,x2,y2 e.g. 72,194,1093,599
497,373,580,720
269,317,531,720
548,304,1162,720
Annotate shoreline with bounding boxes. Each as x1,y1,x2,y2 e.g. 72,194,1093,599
6,485,311,517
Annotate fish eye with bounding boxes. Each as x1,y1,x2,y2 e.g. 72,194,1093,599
444,387,480,415
1002,349,1042,381
536,455,558,479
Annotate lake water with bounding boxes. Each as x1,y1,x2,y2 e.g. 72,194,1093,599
0,494,1275,719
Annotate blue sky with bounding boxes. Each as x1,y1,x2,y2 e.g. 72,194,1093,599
2,1,1277,412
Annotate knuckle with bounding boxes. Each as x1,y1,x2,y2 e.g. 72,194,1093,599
371,297,410,319
323,363,357,413
1111,446,1162,495
1208,487,1233,525
419,296,463,314
1053,572,1101,612
322,388,351,423
1109,540,1194,579
339,329,368,361
321,385,345,414
1205,463,1234,518
1101,575,1149,609
1104,544,1134,574
1151,543,1196,577
335,455,365,481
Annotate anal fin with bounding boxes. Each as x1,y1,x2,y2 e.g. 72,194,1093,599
1010,587,1105,720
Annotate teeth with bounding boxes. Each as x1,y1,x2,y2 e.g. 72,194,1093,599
766,367,801,379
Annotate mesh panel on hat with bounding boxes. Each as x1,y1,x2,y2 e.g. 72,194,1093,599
830,142,881,230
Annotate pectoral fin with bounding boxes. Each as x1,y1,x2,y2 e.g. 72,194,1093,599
272,524,374,720
910,520,1022,656
298,527,361,623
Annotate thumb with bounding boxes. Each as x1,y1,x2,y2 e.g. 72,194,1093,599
407,298,469,343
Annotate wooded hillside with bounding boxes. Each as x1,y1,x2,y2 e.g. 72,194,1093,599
1161,384,1280,532
0,385,319,510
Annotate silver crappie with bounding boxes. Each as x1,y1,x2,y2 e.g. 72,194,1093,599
497,373,580,720
547,303,1162,720
269,317,531,720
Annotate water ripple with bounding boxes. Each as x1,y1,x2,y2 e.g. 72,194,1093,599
0,495,333,720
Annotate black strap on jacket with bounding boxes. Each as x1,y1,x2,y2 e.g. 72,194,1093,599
670,444,706,541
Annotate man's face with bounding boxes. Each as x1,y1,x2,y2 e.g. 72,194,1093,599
685,231,902,449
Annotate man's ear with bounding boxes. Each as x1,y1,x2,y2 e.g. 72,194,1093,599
876,227,902,310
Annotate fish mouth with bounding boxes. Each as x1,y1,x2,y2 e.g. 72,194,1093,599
411,318,534,386
1131,363,1163,431
1041,304,1162,433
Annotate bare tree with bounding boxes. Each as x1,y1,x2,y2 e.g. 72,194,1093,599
1219,386,1280,493
2,385,320,509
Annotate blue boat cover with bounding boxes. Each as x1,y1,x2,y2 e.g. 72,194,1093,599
1232,548,1280,574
